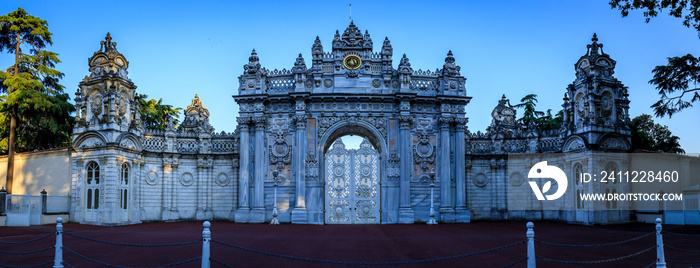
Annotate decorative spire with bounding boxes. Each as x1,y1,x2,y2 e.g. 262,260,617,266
312,36,323,56
586,33,604,56
442,50,460,76
398,54,413,74
381,37,392,57
292,53,307,73
179,94,212,134
249,49,259,63
244,49,261,74
87,32,130,80
445,50,455,64
100,32,117,53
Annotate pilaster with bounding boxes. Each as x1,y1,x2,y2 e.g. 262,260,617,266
438,116,455,222
235,118,251,222
398,112,415,223
250,116,267,223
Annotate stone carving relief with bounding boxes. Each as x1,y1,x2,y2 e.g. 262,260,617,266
413,133,435,181
387,152,400,181
474,173,488,187
510,172,524,187
120,138,137,150
600,137,627,150
146,170,159,185
216,173,230,187
269,131,291,170
372,79,381,88
563,138,586,152
80,137,104,148
90,95,103,116
180,172,195,187
318,116,387,141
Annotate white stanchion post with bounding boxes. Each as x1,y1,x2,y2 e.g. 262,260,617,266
53,217,63,268
427,172,437,225
527,222,535,268
655,218,666,268
202,221,211,268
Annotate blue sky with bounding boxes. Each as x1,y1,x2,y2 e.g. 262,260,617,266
1,0,699,152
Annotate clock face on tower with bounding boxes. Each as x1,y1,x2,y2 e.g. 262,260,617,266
343,55,362,70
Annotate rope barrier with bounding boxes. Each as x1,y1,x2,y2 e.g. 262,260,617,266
64,232,201,247
212,239,525,266
63,246,201,268
502,257,526,268
0,246,54,255
666,244,700,253
536,246,655,264
663,231,700,237
535,232,653,247
0,233,54,244
61,262,75,268
642,261,656,268
0,261,54,268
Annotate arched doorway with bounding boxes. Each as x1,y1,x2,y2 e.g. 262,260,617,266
324,137,380,224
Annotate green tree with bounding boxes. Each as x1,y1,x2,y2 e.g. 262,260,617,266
137,94,182,131
610,0,700,117
628,114,684,153
0,8,75,193
539,109,564,131
514,94,545,127
514,94,563,131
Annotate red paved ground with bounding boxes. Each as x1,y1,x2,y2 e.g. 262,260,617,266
1,221,699,267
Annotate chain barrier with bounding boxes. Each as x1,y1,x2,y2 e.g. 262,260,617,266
535,231,653,247
61,262,75,268
0,261,54,268
63,232,201,247
0,233,54,244
537,246,654,264
501,257,526,268
63,246,201,268
666,244,700,253
210,258,233,268
212,239,525,266
642,261,656,268
666,259,700,264
663,231,700,237
0,246,54,255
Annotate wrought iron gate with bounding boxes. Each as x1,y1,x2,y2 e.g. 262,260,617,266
325,138,380,224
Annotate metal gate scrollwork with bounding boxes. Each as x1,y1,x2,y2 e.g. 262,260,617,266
325,138,380,224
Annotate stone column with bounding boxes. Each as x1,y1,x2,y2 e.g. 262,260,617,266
291,114,308,223
165,157,179,221
235,118,251,222
250,117,266,223
196,157,208,220
438,117,455,221
135,160,144,223
161,158,174,221
206,158,213,216
398,115,415,223
454,118,470,222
